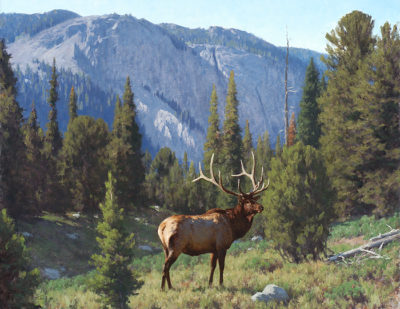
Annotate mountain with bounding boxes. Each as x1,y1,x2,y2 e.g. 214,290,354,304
4,10,324,162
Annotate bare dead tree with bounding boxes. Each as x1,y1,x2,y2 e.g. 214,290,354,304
284,30,289,146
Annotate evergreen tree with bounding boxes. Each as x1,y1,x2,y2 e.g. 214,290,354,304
262,130,274,169
44,58,62,157
90,172,141,308
242,119,253,162
297,57,321,148
202,84,222,208
144,147,176,205
0,42,27,218
23,103,45,213
287,112,297,147
109,78,145,208
203,84,222,171
0,39,17,96
221,70,242,186
68,86,78,124
143,150,152,174
319,10,375,215
354,22,400,215
61,116,110,212
0,209,40,307
112,95,122,136
262,142,335,262
183,151,189,176
275,135,282,158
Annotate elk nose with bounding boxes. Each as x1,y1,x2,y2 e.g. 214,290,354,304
260,206,264,212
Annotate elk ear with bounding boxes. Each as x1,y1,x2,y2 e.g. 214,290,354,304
253,196,260,201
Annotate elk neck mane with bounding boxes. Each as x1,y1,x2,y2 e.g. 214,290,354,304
205,202,255,240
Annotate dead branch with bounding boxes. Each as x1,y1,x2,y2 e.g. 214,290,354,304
328,230,400,263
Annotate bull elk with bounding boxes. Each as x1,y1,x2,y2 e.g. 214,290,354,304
157,153,269,290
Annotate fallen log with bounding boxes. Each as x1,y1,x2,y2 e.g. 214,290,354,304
328,231,400,263
369,229,399,242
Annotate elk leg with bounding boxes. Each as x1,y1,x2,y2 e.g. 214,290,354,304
209,252,218,287
162,252,178,290
217,250,226,286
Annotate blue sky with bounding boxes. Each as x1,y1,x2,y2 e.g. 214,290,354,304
1,0,399,52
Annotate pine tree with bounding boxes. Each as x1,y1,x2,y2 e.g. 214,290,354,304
354,22,400,215
0,41,27,218
0,39,17,97
203,84,222,171
109,77,145,208
68,86,78,124
221,70,242,186
297,57,321,148
42,58,64,212
287,112,297,147
275,135,282,158
143,150,152,174
61,116,110,212
262,142,335,262
319,10,376,215
0,209,40,307
44,58,62,157
112,95,122,136
90,172,141,308
23,103,45,213
242,119,253,162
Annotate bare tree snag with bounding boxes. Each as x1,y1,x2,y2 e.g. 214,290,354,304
284,30,289,146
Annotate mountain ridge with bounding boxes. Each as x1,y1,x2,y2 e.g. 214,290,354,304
3,10,324,162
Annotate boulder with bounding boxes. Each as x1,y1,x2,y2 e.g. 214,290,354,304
43,268,61,279
22,232,33,238
251,284,289,304
139,245,153,252
251,235,263,242
66,233,79,240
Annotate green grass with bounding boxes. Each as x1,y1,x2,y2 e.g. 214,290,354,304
329,213,400,240
29,212,400,308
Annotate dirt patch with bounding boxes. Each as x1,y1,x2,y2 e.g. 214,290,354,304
331,236,365,247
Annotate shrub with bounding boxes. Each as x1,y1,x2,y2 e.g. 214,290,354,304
262,142,336,262
0,209,40,308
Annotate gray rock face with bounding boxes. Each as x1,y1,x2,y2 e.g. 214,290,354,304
7,12,321,162
251,284,289,304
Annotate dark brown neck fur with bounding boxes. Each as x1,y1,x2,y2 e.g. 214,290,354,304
223,204,255,240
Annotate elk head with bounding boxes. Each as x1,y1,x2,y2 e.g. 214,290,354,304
193,152,269,213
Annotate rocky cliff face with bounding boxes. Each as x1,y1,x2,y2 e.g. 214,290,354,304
5,11,323,162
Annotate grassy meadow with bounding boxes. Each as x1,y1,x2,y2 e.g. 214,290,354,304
21,212,400,308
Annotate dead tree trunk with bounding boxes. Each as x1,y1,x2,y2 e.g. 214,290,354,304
284,31,289,146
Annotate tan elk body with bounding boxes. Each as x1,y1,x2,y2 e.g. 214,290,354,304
158,153,269,290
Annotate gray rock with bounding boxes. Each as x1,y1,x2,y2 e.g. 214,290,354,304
139,245,153,252
22,232,32,238
66,233,79,239
251,235,263,242
251,284,289,304
43,268,61,279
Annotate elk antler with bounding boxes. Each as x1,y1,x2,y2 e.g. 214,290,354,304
193,154,240,197
232,152,269,196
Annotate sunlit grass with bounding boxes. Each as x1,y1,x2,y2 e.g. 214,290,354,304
32,213,400,308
